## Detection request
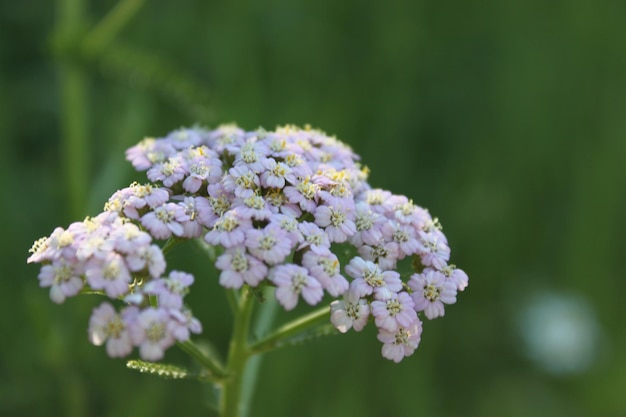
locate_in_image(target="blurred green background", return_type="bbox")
[1,0,625,416]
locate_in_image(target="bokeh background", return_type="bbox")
[1,1,625,416]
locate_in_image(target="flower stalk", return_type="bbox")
[177,340,228,382]
[220,286,255,417]
[217,289,331,416]
[81,0,147,57]
[250,305,330,355]
[54,0,89,219]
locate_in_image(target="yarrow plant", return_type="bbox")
[28,124,468,416]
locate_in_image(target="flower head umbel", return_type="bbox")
[28,123,468,363]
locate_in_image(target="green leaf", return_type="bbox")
[249,305,333,355]
[126,359,192,380]
[274,323,338,349]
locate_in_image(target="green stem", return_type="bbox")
[238,287,279,417]
[177,341,228,382]
[55,0,89,219]
[220,286,256,417]
[61,64,88,219]
[161,237,182,255]
[226,289,239,316]
[82,0,147,57]
[249,305,330,355]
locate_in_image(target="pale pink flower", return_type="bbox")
[233,138,270,172]
[204,210,252,248]
[318,182,355,208]
[260,158,295,188]
[330,288,370,332]
[124,184,170,219]
[371,292,417,332]
[144,271,194,309]
[109,223,151,254]
[88,303,136,358]
[377,320,423,363]
[180,148,223,189]
[125,244,166,278]
[44,227,77,261]
[215,247,268,288]
[141,203,189,240]
[125,138,176,171]
[206,123,246,154]
[439,265,469,291]
[408,270,457,320]
[345,257,402,300]
[104,187,135,216]
[130,308,176,361]
[85,252,132,298]
[272,213,303,245]
[393,198,432,229]
[223,165,260,198]
[245,225,293,265]
[27,235,53,264]
[75,231,114,261]
[233,194,273,220]
[417,231,451,270]
[349,202,385,247]
[382,221,420,258]
[168,308,202,341]
[282,151,311,179]
[271,264,323,310]
[357,241,400,270]
[361,189,394,215]
[147,156,187,187]
[283,176,320,213]
[166,128,205,149]
[38,259,84,304]
[298,221,331,254]
[207,183,234,217]
[264,188,302,217]
[301,251,348,297]
[314,204,356,243]
[192,195,219,228]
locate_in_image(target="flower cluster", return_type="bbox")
[28,124,468,363]
[27,211,200,360]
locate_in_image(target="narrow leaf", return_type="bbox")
[126,359,191,380]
